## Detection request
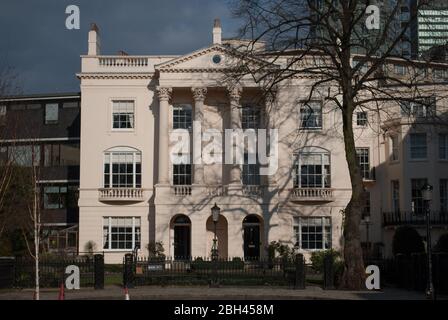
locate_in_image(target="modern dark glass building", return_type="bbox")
[0,92,80,254]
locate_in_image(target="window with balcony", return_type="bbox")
[45,103,59,124]
[439,133,448,160]
[104,148,141,188]
[173,163,192,186]
[103,217,141,250]
[112,101,134,129]
[356,148,371,179]
[294,148,331,188]
[392,180,400,214]
[293,217,332,250]
[242,105,260,129]
[411,178,427,215]
[242,153,260,185]
[410,133,427,160]
[173,104,192,130]
[299,101,322,130]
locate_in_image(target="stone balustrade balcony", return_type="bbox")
[290,187,334,202]
[98,188,145,202]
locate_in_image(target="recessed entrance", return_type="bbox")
[171,215,191,260]
[243,215,262,260]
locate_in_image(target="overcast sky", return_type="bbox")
[0,0,239,94]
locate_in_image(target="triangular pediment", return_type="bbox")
[155,44,275,72]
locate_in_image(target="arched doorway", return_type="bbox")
[206,215,228,259]
[243,215,262,260]
[170,215,191,260]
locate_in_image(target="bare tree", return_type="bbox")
[228,0,448,289]
[0,65,21,240]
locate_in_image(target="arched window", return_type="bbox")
[104,147,141,188]
[294,147,331,188]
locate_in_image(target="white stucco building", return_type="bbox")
[77,21,448,263]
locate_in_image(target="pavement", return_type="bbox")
[0,285,445,300]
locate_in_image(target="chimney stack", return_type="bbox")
[88,23,101,56]
[213,18,222,45]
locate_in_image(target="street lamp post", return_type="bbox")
[421,183,435,300]
[210,203,220,287]
[211,203,220,260]
[364,216,371,260]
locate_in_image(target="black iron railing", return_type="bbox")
[383,211,448,227]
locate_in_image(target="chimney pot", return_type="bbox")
[213,18,222,45]
[88,23,101,56]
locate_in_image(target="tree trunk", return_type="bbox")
[339,104,365,290]
[34,186,40,300]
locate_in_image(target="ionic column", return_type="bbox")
[227,85,243,185]
[192,87,207,185]
[156,86,172,185]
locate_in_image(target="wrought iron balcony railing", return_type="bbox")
[383,211,448,227]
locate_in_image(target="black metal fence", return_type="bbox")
[369,253,448,294]
[0,254,105,289]
[123,254,332,288]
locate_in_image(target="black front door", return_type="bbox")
[174,226,190,259]
[243,225,260,259]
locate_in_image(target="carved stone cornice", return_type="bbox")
[156,86,173,101]
[76,73,153,80]
[191,87,208,102]
[226,85,243,103]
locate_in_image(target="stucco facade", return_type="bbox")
[77,22,448,263]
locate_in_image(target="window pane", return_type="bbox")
[440,134,448,160]
[410,133,427,159]
[105,217,140,250]
[296,152,331,188]
[411,179,427,214]
[173,104,192,130]
[60,143,80,166]
[45,104,59,124]
[112,101,135,129]
[300,102,322,129]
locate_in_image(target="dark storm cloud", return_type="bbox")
[0,0,238,94]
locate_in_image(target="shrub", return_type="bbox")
[310,249,341,273]
[84,241,97,256]
[146,241,165,259]
[435,233,448,253]
[392,226,425,256]
[266,241,295,260]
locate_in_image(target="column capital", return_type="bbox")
[226,85,243,103]
[156,86,173,101]
[191,87,208,102]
